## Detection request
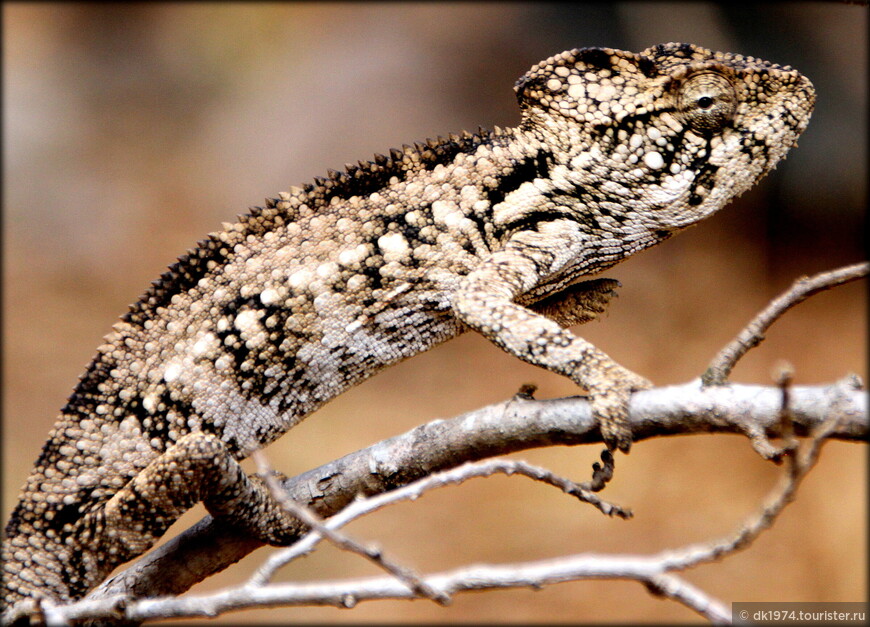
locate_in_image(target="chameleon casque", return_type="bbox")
[2,43,815,611]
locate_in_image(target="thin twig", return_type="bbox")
[742,361,801,460]
[702,262,869,386]
[250,450,448,604]
[247,457,630,587]
[654,379,843,573]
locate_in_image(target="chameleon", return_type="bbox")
[2,42,815,612]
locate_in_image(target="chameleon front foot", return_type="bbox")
[586,367,653,453]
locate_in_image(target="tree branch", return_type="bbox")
[87,377,866,604]
[249,449,451,605]
[245,456,631,592]
[702,262,869,386]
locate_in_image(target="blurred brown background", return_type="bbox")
[3,2,866,624]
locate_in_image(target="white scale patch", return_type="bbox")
[259,287,280,306]
[377,232,410,256]
[338,244,369,267]
[288,268,314,290]
[233,309,262,334]
[643,151,665,169]
[162,361,182,384]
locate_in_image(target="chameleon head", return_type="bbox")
[514,42,816,231]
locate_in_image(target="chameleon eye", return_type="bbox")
[677,72,737,134]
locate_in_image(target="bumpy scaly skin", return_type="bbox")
[2,43,815,608]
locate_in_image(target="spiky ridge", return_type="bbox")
[122,127,510,327]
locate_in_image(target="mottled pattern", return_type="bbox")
[2,43,815,609]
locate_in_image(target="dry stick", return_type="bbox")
[246,458,631,588]
[65,379,846,625]
[249,450,449,605]
[740,361,803,461]
[46,459,636,624]
[655,376,843,574]
[702,261,869,387]
[43,554,735,624]
[774,364,799,456]
[87,380,866,605]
